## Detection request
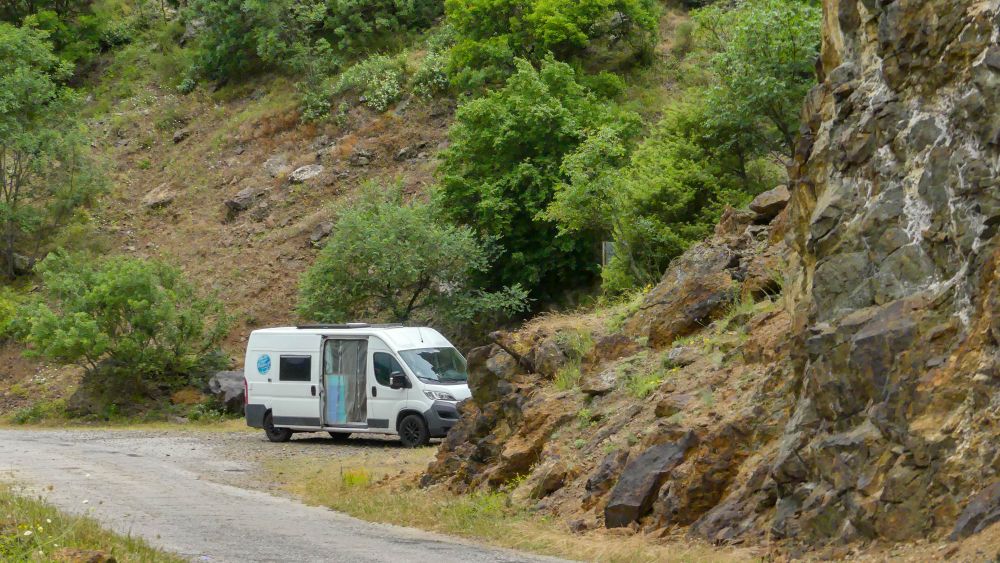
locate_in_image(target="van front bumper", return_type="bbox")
[424,400,460,438]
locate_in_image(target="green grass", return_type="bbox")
[553,364,582,391]
[0,485,184,562]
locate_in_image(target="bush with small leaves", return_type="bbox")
[335,54,408,112]
[14,253,231,383]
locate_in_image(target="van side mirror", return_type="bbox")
[389,371,408,390]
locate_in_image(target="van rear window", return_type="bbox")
[279,356,312,382]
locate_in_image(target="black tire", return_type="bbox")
[263,412,293,443]
[328,431,352,441]
[398,414,430,448]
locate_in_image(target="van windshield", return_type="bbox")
[398,347,468,383]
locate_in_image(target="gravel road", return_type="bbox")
[0,428,564,563]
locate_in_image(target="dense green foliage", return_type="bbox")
[436,57,640,298]
[542,0,820,292]
[0,23,105,278]
[15,253,230,380]
[299,183,528,326]
[186,0,443,82]
[694,0,821,157]
[446,0,658,89]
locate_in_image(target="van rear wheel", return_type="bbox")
[263,413,292,443]
[398,414,430,448]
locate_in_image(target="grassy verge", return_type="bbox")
[0,418,252,433]
[267,451,753,563]
[0,485,183,562]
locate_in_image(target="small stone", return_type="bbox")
[972,372,991,383]
[141,183,177,209]
[289,164,324,183]
[224,186,265,217]
[264,155,290,178]
[310,221,334,246]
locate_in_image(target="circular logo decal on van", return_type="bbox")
[257,354,271,375]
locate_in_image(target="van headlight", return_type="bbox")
[424,390,457,402]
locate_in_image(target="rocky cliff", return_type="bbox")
[424,0,1000,551]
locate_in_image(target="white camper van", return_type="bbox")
[243,324,471,447]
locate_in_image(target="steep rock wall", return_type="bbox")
[696,0,1000,545]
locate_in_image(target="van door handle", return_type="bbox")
[311,385,316,396]
[371,386,377,397]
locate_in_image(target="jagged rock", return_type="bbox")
[950,481,1000,540]
[662,346,699,369]
[605,432,697,528]
[624,243,738,348]
[206,370,245,414]
[580,368,616,396]
[584,449,629,506]
[654,393,693,418]
[172,128,190,143]
[583,334,639,367]
[290,164,324,183]
[263,155,290,178]
[224,186,265,218]
[141,183,177,209]
[531,339,568,378]
[528,459,573,499]
[749,185,790,221]
[310,221,333,246]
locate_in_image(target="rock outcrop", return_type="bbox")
[692,0,1000,546]
[422,0,1000,552]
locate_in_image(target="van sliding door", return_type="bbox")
[322,338,368,425]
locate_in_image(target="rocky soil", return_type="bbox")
[422,0,1000,556]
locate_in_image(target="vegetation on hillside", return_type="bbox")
[0,0,821,415]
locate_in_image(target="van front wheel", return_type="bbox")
[398,414,430,448]
[263,413,293,443]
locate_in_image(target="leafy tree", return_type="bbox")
[15,253,231,379]
[298,183,528,326]
[548,101,782,293]
[0,23,103,278]
[445,0,658,88]
[693,0,821,157]
[436,56,640,299]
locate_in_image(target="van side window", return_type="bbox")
[373,352,403,387]
[279,355,312,382]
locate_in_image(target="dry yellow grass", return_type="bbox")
[267,450,759,563]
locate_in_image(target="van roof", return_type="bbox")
[248,325,452,351]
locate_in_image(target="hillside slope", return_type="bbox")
[422,0,1000,553]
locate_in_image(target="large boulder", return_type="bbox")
[604,432,697,528]
[624,243,739,348]
[748,185,790,221]
[206,371,245,413]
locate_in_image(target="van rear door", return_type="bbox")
[260,352,320,427]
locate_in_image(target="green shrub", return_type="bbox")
[553,364,582,391]
[187,0,442,84]
[436,56,640,300]
[335,54,408,112]
[15,253,231,382]
[298,182,528,327]
[444,0,658,88]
